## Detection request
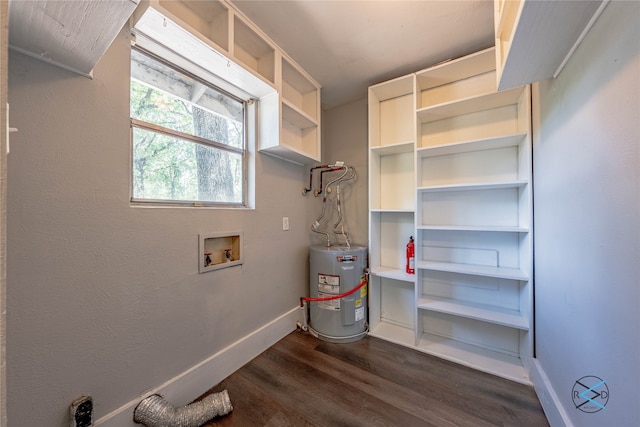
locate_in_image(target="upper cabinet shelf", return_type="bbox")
[132,0,321,166]
[156,0,229,52]
[233,15,276,84]
[495,0,609,90]
[282,57,319,121]
[259,56,321,165]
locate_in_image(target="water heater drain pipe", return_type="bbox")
[133,391,233,427]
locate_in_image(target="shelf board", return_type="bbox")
[417,87,524,124]
[417,225,529,233]
[417,180,528,193]
[416,48,496,91]
[370,141,414,156]
[371,267,416,283]
[369,74,414,102]
[154,0,229,51]
[282,99,317,129]
[418,297,529,330]
[233,15,275,84]
[417,261,529,281]
[282,56,317,98]
[260,142,319,165]
[370,208,414,214]
[417,133,527,158]
[368,321,415,348]
[417,332,530,384]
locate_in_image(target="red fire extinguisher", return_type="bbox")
[406,236,415,274]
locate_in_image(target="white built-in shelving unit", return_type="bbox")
[368,74,416,348]
[131,0,321,165]
[368,47,534,384]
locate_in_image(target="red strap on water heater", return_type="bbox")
[299,277,367,307]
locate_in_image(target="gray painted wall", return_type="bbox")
[308,98,369,248]
[533,1,639,425]
[6,2,639,426]
[7,26,310,425]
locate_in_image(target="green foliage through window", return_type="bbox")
[130,48,246,205]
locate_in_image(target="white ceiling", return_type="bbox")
[230,0,495,109]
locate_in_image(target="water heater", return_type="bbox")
[309,245,368,343]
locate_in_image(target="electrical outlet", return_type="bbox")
[282,216,289,231]
[70,395,93,427]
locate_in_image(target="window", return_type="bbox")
[130,48,247,206]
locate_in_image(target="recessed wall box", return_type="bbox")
[199,232,243,273]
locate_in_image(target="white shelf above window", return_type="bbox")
[132,2,275,100]
[132,0,321,167]
[233,15,275,84]
[156,0,229,52]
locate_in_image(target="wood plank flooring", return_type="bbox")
[200,331,549,427]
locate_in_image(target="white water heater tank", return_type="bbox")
[309,245,368,343]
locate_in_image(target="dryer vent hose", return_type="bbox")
[133,390,233,427]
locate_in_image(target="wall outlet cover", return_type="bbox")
[70,395,93,427]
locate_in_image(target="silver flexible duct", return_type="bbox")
[133,390,233,427]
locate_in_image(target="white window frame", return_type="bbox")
[128,31,261,209]
[130,46,249,208]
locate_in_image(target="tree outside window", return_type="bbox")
[130,48,246,206]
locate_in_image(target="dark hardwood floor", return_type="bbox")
[201,330,549,427]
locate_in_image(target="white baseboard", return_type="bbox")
[531,358,573,427]
[95,306,302,426]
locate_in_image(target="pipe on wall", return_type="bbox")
[133,390,233,427]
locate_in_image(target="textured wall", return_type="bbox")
[532,2,639,425]
[7,26,309,425]
[307,98,368,249]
